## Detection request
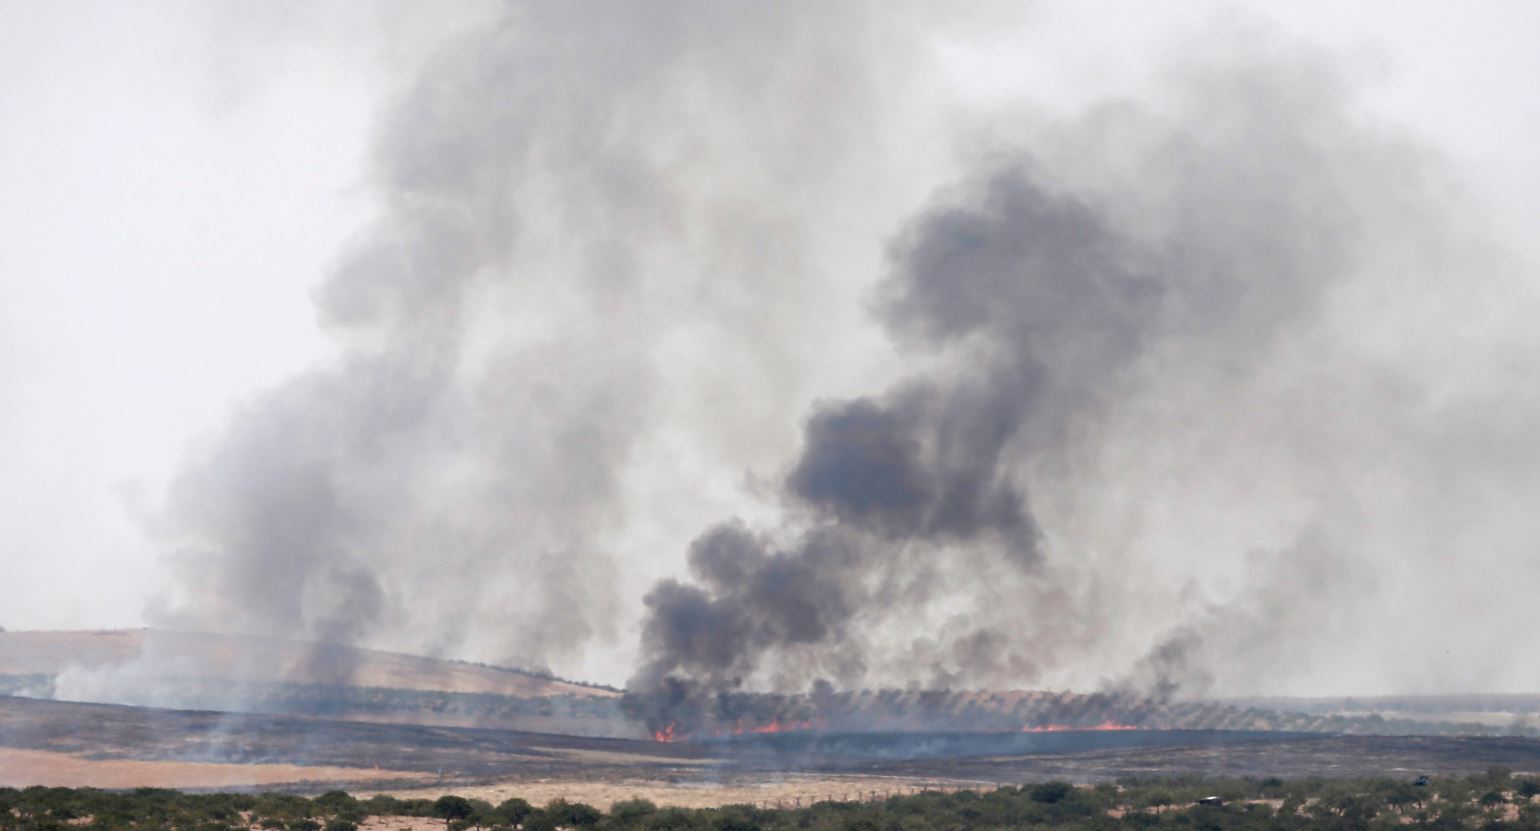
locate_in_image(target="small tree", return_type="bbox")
[434,796,474,828]
[1029,782,1073,805]
[609,798,658,823]
[495,798,533,826]
[1384,785,1420,815]
[521,810,555,831]
[314,792,358,817]
[544,799,601,827]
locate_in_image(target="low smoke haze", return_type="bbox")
[4,1,1539,706]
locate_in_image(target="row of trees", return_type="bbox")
[3,770,1539,831]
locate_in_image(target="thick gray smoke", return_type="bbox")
[627,173,1159,721]
[143,3,1540,712]
[626,24,1540,729]
[148,2,947,674]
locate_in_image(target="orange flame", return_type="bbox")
[1020,719,1141,733]
[731,716,825,735]
[652,722,679,742]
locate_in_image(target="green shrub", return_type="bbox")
[1030,781,1074,804]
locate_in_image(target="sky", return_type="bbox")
[1,1,472,628]
[2,1,1538,695]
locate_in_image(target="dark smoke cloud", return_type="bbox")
[787,378,1041,557]
[628,172,1171,729]
[135,2,1540,717]
[624,22,1539,729]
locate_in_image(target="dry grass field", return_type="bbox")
[5,630,1539,805]
[4,693,1539,801]
[0,747,416,790]
[364,774,960,810]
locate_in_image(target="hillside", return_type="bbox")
[5,630,1533,742]
[0,629,617,699]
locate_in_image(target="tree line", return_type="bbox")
[3,769,1539,831]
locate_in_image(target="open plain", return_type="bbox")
[5,693,1540,805]
[5,631,1540,804]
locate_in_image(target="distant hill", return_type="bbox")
[0,629,618,699]
[4,630,1532,742]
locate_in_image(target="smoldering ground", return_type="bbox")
[122,4,1540,719]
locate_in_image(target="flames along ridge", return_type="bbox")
[651,716,1144,743]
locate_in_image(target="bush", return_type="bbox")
[611,798,659,823]
[361,794,404,816]
[1030,781,1074,804]
[7,775,1527,831]
[545,798,602,827]
[521,809,556,831]
[496,797,534,824]
[435,795,474,824]
[315,791,358,814]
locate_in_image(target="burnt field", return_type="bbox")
[0,695,707,785]
[696,729,1320,770]
[4,694,1539,794]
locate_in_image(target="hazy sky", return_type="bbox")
[1,1,472,628]
[3,1,1538,693]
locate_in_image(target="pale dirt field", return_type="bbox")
[364,774,990,810]
[0,748,416,789]
[358,817,445,831]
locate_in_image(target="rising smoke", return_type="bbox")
[625,171,1166,727]
[144,4,1540,719]
[148,2,948,674]
[624,20,1540,730]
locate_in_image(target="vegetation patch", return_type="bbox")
[4,769,1540,831]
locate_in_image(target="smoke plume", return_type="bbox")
[148,2,948,675]
[625,20,1540,730]
[141,4,1540,715]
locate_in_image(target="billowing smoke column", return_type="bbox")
[147,2,946,678]
[622,40,1495,734]
[149,6,641,668]
[145,2,1540,720]
[626,174,1163,734]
